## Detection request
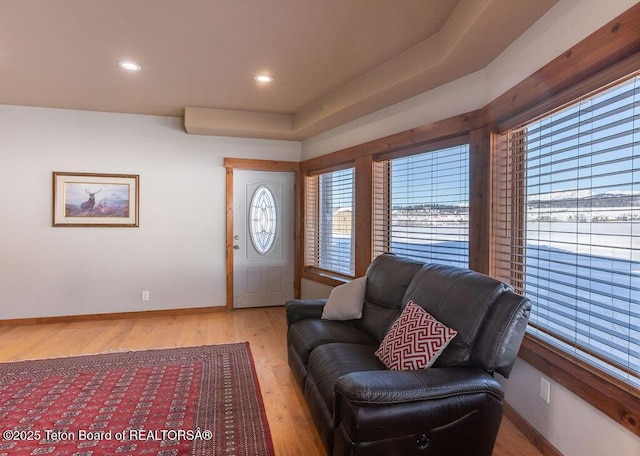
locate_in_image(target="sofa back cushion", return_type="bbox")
[402,264,509,369]
[472,290,531,377]
[358,253,424,341]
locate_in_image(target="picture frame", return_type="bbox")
[52,172,139,227]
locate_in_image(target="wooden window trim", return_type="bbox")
[298,2,640,437]
[301,111,484,173]
[486,3,640,133]
[374,134,470,163]
[372,140,472,269]
[486,3,640,438]
[354,156,373,276]
[302,267,351,287]
[468,126,491,274]
[303,167,357,281]
[305,161,355,177]
[301,117,482,284]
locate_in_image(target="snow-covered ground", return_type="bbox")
[526,221,640,263]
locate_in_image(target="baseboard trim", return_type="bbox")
[504,401,563,456]
[0,306,228,326]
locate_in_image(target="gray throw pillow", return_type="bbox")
[321,276,366,320]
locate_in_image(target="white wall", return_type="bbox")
[300,278,333,300]
[501,358,640,455]
[0,105,300,319]
[300,1,640,455]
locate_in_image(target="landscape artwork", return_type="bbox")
[65,182,130,218]
[53,172,139,227]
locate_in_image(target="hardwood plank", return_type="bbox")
[0,307,543,456]
[503,402,562,456]
[494,414,549,456]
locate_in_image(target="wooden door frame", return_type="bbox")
[224,158,301,310]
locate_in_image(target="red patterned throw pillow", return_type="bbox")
[375,300,458,370]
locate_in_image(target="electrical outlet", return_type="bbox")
[539,377,551,404]
[141,290,150,302]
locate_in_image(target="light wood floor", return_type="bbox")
[0,306,543,456]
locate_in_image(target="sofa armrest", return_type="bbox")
[284,299,327,326]
[334,367,504,405]
[333,368,505,455]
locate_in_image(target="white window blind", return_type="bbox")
[373,145,469,267]
[493,72,640,386]
[305,168,355,277]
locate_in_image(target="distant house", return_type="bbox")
[332,207,352,235]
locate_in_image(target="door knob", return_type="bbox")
[234,245,240,250]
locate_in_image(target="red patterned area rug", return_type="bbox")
[0,343,275,456]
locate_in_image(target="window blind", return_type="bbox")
[305,168,355,277]
[493,72,640,386]
[373,145,470,267]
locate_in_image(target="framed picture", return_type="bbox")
[52,172,139,227]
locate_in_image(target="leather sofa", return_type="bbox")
[286,253,531,455]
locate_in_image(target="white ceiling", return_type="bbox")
[0,0,558,140]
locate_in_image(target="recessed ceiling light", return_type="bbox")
[254,74,273,83]
[118,61,141,72]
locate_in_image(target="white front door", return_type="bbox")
[232,170,295,308]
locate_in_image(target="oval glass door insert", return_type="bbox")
[249,185,277,254]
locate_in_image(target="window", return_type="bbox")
[305,167,355,277]
[249,185,277,254]
[494,72,640,387]
[374,144,470,267]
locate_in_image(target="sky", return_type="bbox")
[64,182,130,206]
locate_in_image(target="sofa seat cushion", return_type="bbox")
[306,343,385,412]
[288,319,377,366]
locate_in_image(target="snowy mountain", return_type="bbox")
[528,189,640,208]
